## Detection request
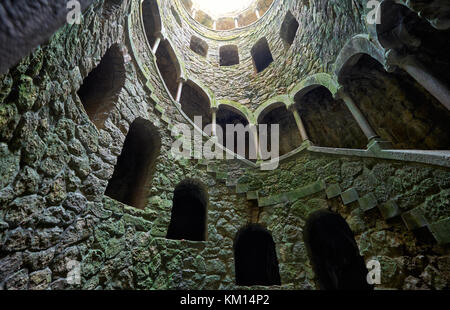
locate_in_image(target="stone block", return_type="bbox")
[429,218,450,245]
[325,183,341,199]
[286,180,326,202]
[401,208,428,230]
[246,191,258,201]
[378,200,401,219]
[235,183,249,194]
[341,188,359,205]
[358,192,378,212]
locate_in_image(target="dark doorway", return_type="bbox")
[303,210,373,290]
[166,179,208,241]
[220,45,240,66]
[105,118,161,209]
[280,11,299,46]
[234,224,281,286]
[77,44,125,129]
[251,37,274,73]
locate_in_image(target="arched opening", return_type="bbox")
[77,44,125,130]
[180,81,212,133]
[280,11,299,46]
[105,118,161,210]
[194,10,214,28]
[340,54,450,149]
[237,10,258,28]
[217,17,236,30]
[220,45,240,66]
[234,224,281,286]
[156,41,179,99]
[293,86,367,149]
[166,179,208,241]
[258,104,302,156]
[190,36,209,57]
[216,106,253,160]
[304,210,373,290]
[251,37,273,73]
[142,0,162,48]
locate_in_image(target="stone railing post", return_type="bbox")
[334,87,379,142]
[288,105,309,142]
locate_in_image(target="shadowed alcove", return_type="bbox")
[234,224,281,286]
[251,37,273,73]
[105,118,161,209]
[216,106,254,160]
[142,0,162,48]
[190,35,209,57]
[77,44,125,129]
[180,81,212,132]
[293,86,367,149]
[340,54,450,149]
[303,210,373,290]
[280,11,299,46]
[220,45,240,66]
[258,104,302,156]
[156,41,180,99]
[166,179,208,241]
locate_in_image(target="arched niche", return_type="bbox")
[156,40,181,99]
[251,37,274,73]
[166,179,208,241]
[190,36,209,57]
[280,10,299,47]
[304,210,373,290]
[216,105,253,160]
[220,45,240,67]
[142,0,162,48]
[77,44,125,130]
[180,81,212,132]
[339,53,450,149]
[258,103,301,156]
[293,86,367,149]
[234,224,281,286]
[105,118,161,210]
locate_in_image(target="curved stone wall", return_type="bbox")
[0,0,449,291]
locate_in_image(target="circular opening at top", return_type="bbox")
[181,0,274,30]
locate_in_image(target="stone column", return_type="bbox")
[211,108,217,136]
[249,123,261,160]
[151,35,161,54]
[234,18,239,28]
[255,9,261,19]
[192,9,197,19]
[213,21,217,30]
[385,49,450,111]
[334,87,378,142]
[175,79,184,103]
[289,106,309,142]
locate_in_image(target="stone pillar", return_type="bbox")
[151,35,161,54]
[334,87,378,142]
[213,21,217,30]
[255,9,261,19]
[249,123,260,160]
[192,9,197,19]
[385,49,450,111]
[211,108,217,136]
[289,106,309,142]
[175,79,184,103]
[234,18,239,28]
